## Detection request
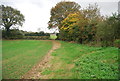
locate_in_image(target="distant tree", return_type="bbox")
[39,31,45,36]
[48,1,80,29]
[24,31,49,36]
[1,5,25,37]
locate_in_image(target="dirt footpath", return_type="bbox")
[21,40,61,79]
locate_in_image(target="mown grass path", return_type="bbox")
[21,40,61,79]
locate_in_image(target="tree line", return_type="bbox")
[2,29,50,39]
[0,5,50,39]
[0,2,120,47]
[48,1,120,47]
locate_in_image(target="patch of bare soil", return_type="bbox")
[21,40,61,79]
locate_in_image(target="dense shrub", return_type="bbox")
[2,29,24,39]
[59,12,89,43]
[25,31,50,36]
[96,14,120,47]
[58,4,101,44]
[2,29,50,40]
[114,39,120,48]
[24,36,49,40]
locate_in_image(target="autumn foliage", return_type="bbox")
[59,4,101,44]
[60,12,88,43]
[49,1,120,46]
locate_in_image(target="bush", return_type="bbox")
[114,39,120,48]
[8,35,23,39]
[96,14,120,47]
[24,36,49,40]
[2,29,24,39]
[24,31,50,36]
[101,41,113,47]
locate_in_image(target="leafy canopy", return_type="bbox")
[1,5,25,31]
[48,1,81,29]
[60,12,88,42]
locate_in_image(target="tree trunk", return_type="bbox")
[6,27,10,38]
[80,38,82,44]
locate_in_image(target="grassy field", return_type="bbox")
[50,34,57,40]
[2,40,119,79]
[2,40,52,79]
[0,40,2,80]
[41,41,119,79]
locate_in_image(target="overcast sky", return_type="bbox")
[1,0,119,33]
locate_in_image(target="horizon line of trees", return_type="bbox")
[0,2,120,47]
[2,28,51,39]
[48,1,120,47]
[0,5,51,39]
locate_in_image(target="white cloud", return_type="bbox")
[12,1,51,32]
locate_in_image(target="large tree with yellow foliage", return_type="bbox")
[60,12,88,43]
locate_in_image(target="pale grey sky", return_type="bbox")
[1,0,119,33]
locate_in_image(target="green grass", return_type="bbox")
[42,41,119,79]
[50,34,57,40]
[2,40,119,79]
[2,40,52,79]
[0,40,2,80]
